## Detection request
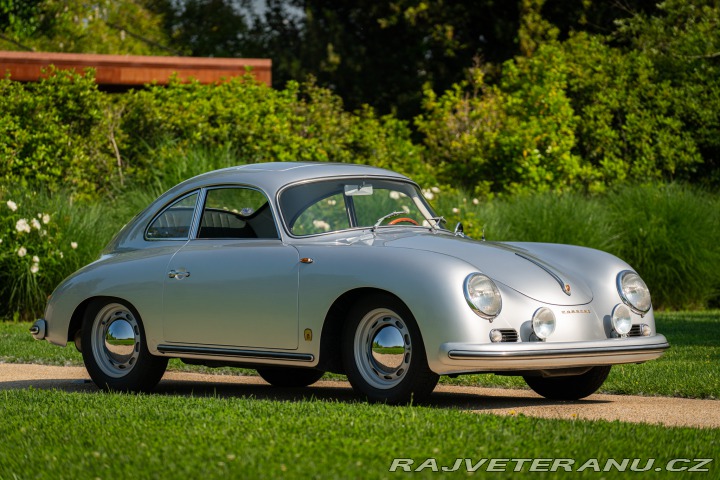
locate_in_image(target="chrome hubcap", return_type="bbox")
[355,308,411,389]
[91,303,140,378]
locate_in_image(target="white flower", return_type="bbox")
[327,199,337,206]
[32,255,40,263]
[70,242,78,249]
[401,205,410,213]
[31,218,41,230]
[59,251,64,259]
[452,207,460,214]
[422,190,434,200]
[312,220,331,232]
[30,264,39,274]
[17,246,27,257]
[389,191,401,200]
[0,238,2,244]
[7,200,17,211]
[431,187,440,193]
[15,219,31,233]
[42,213,50,224]
[472,198,480,205]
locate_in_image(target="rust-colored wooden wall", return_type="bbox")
[0,51,271,86]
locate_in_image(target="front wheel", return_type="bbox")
[341,294,439,404]
[257,367,325,387]
[523,366,611,400]
[81,299,168,392]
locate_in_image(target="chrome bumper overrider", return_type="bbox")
[438,334,669,372]
[30,319,47,340]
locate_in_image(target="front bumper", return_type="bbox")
[437,334,669,374]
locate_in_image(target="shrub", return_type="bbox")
[0,69,118,201]
[120,77,432,187]
[562,33,703,191]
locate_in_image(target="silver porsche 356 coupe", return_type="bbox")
[31,162,669,403]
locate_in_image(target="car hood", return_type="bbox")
[383,233,593,306]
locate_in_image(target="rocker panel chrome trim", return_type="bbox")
[157,344,315,362]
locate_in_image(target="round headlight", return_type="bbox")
[617,271,651,314]
[532,307,556,340]
[464,273,502,319]
[611,304,632,336]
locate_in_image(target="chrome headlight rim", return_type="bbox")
[463,273,502,320]
[616,270,652,315]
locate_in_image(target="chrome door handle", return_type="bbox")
[168,270,190,279]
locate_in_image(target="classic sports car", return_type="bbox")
[31,162,669,403]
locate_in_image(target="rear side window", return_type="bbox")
[146,192,199,240]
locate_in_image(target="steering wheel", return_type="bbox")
[388,217,419,226]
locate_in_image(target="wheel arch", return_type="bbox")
[67,295,139,349]
[318,287,421,375]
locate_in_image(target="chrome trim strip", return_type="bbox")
[448,341,670,360]
[157,344,315,362]
[515,252,571,296]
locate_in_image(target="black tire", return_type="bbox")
[81,298,168,392]
[257,367,325,387]
[523,366,611,400]
[341,293,439,404]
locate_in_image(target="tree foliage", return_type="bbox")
[0,0,171,54]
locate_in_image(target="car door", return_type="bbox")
[162,186,300,350]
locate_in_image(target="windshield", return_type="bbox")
[279,179,443,236]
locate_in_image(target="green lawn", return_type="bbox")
[2,311,718,398]
[0,312,718,478]
[0,388,718,479]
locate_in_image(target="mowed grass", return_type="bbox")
[1,311,718,399]
[0,388,718,479]
[0,312,718,479]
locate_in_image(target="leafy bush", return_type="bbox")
[562,33,702,191]
[0,69,118,201]
[121,77,432,187]
[418,37,705,196]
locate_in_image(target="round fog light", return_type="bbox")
[612,304,632,336]
[532,307,556,340]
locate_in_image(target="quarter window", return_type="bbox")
[146,192,198,240]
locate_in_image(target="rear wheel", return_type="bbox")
[523,366,611,400]
[257,367,325,387]
[341,294,438,404]
[81,299,167,392]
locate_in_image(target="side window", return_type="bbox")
[198,187,278,239]
[291,192,349,235]
[146,192,199,240]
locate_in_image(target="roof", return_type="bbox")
[168,162,411,198]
